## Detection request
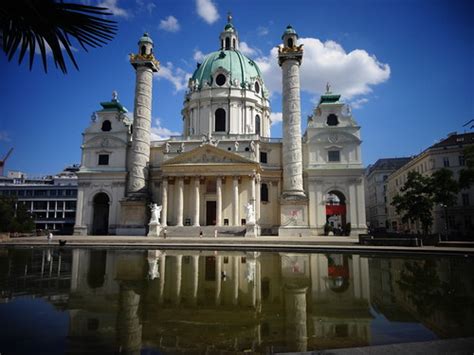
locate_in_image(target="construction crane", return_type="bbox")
[0,148,13,176]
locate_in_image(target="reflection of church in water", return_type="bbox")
[68,249,372,352]
[73,15,367,237]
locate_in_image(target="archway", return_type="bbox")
[92,192,109,235]
[325,190,347,235]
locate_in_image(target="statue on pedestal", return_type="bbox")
[245,201,256,225]
[148,203,162,237]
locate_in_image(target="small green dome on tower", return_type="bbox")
[282,25,298,39]
[138,33,153,45]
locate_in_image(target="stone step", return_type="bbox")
[163,226,246,237]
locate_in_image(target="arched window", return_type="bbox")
[261,183,269,202]
[233,38,236,48]
[225,37,230,50]
[141,45,146,55]
[101,120,111,131]
[287,38,294,48]
[327,114,339,126]
[255,115,261,135]
[215,108,226,132]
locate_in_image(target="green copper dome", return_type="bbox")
[192,49,266,93]
[138,33,153,45]
[282,25,298,39]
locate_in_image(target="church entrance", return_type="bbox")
[206,201,216,225]
[325,191,347,235]
[92,192,109,235]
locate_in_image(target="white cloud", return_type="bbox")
[135,0,156,15]
[257,26,269,36]
[159,15,180,32]
[151,118,180,141]
[196,0,219,24]
[0,131,11,142]
[270,112,283,126]
[155,62,191,92]
[193,49,206,62]
[255,37,390,101]
[350,97,369,109]
[239,42,257,56]
[97,0,129,17]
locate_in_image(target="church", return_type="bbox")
[73,17,367,237]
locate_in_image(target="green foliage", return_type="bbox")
[0,197,35,233]
[1,0,117,73]
[397,259,441,317]
[429,168,459,206]
[392,171,433,234]
[391,169,459,235]
[459,145,474,189]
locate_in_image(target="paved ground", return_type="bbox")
[2,234,473,254]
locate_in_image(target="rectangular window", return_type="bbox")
[50,189,57,196]
[328,150,340,162]
[65,201,76,209]
[260,151,268,164]
[462,193,470,206]
[56,201,64,209]
[443,157,450,167]
[459,155,465,166]
[98,154,109,165]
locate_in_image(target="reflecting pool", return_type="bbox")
[0,248,473,354]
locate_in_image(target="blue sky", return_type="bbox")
[0,0,473,176]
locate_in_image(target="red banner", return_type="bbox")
[326,205,346,215]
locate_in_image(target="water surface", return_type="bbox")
[0,247,472,354]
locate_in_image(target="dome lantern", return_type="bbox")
[219,12,239,50]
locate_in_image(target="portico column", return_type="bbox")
[215,255,222,306]
[193,177,200,226]
[232,256,239,305]
[161,179,168,227]
[191,255,199,305]
[256,174,261,223]
[173,255,182,304]
[176,177,184,226]
[216,177,222,226]
[158,254,166,304]
[233,176,239,226]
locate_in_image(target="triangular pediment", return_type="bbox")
[163,144,257,166]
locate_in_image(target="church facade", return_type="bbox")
[73,18,367,237]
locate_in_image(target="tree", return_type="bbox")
[392,169,459,235]
[1,0,117,73]
[430,168,459,207]
[392,171,433,234]
[459,145,474,189]
[0,197,35,233]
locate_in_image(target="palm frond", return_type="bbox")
[0,0,118,73]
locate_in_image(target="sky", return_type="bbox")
[1,0,473,177]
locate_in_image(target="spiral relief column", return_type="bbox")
[128,33,159,196]
[118,34,159,236]
[278,26,305,199]
[278,26,309,236]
